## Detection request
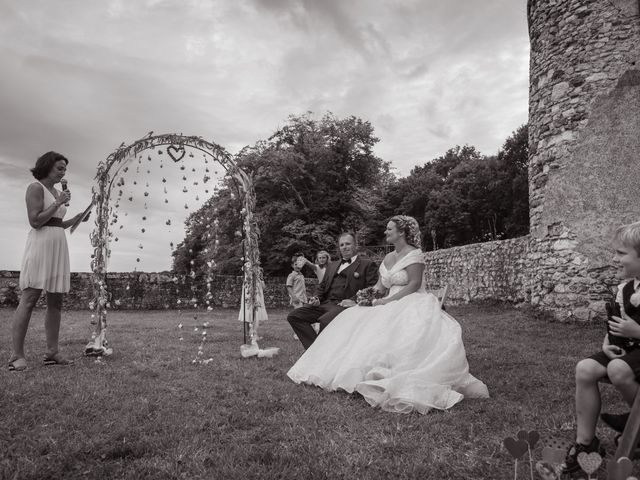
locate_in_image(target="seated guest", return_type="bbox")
[287,233,377,349]
[562,221,640,477]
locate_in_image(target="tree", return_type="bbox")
[173,112,391,276]
[174,118,530,276]
[495,124,529,237]
[372,128,529,250]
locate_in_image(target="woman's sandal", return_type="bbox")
[43,353,75,366]
[8,357,27,372]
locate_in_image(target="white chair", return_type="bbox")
[426,285,449,309]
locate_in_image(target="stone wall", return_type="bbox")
[2,237,531,312]
[526,0,640,319]
[0,271,315,310]
[423,236,530,305]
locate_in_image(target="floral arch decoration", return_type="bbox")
[84,133,265,359]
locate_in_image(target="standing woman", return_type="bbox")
[8,152,89,371]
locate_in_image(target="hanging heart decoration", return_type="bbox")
[167,144,186,162]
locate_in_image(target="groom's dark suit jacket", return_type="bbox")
[288,255,378,349]
[317,256,378,303]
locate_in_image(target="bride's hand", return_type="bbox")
[372,298,387,306]
[373,285,387,296]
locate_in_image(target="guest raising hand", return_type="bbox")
[8,152,91,371]
[297,250,331,283]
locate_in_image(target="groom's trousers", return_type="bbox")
[287,301,345,349]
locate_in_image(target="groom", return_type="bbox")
[287,232,377,349]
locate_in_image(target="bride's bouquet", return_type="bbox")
[356,286,383,306]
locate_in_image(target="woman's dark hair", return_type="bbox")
[30,151,68,180]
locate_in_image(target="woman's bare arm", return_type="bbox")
[26,183,63,229]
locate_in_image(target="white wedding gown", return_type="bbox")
[287,249,489,414]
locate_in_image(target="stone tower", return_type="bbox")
[527,0,640,319]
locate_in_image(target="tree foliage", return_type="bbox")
[172,117,529,276]
[374,124,529,249]
[172,112,391,276]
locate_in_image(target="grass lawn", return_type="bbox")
[0,304,633,479]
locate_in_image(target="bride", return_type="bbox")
[287,215,489,414]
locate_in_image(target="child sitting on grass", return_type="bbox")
[562,221,640,477]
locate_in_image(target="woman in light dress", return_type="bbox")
[238,279,268,326]
[287,215,489,414]
[8,152,90,371]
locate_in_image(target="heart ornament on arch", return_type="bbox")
[167,144,186,162]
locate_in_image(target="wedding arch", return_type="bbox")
[84,133,264,358]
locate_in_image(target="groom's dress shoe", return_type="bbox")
[601,411,630,433]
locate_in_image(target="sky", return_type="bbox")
[0,0,530,272]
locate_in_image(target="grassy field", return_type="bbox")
[0,304,633,479]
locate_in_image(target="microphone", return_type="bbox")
[60,179,70,206]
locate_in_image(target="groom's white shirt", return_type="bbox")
[337,254,359,275]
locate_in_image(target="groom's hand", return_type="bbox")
[338,299,356,308]
[308,296,320,306]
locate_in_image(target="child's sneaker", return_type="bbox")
[561,437,605,477]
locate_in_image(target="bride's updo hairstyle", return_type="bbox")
[389,215,422,249]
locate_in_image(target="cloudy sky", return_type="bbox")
[0,0,530,272]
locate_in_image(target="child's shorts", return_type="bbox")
[590,347,640,378]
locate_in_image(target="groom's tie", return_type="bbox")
[341,258,351,265]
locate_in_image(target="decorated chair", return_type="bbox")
[426,285,449,310]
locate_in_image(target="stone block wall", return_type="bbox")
[528,0,639,235]
[423,236,530,305]
[526,0,640,319]
[0,270,316,310]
